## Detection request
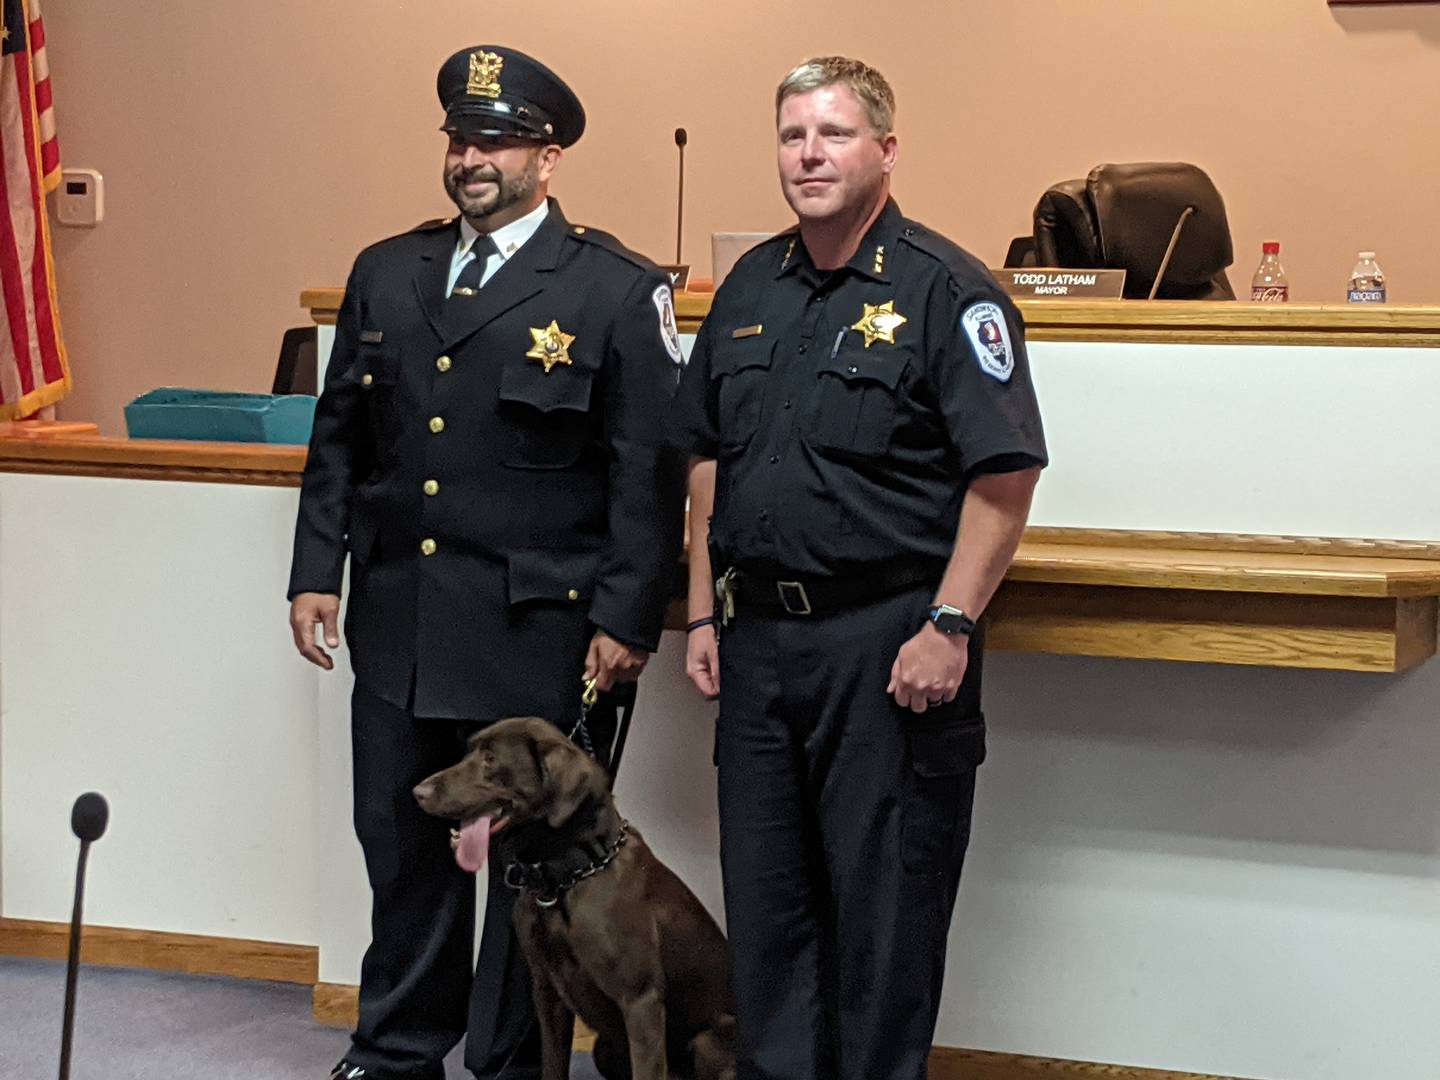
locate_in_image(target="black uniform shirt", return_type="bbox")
[672,200,1048,578]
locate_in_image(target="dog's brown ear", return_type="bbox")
[539,737,607,828]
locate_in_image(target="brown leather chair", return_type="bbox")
[1015,162,1235,300]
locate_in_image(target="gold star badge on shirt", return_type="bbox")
[525,321,576,374]
[851,299,908,348]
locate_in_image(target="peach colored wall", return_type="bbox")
[43,1,1440,432]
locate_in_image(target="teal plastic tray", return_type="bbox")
[124,388,317,445]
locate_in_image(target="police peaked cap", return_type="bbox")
[437,45,585,147]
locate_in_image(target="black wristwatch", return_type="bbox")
[927,604,976,637]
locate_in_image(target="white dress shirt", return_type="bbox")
[445,200,550,296]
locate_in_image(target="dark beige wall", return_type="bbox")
[43,1,1440,431]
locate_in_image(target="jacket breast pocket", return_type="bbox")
[497,359,596,470]
[805,344,908,458]
[712,337,774,455]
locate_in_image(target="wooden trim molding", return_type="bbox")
[987,584,1437,672]
[301,288,1440,347]
[1023,527,1440,563]
[0,434,305,487]
[928,1047,1252,1080]
[300,287,342,326]
[0,916,317,985]
[312,982,361,1027]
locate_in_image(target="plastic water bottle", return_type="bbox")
[1347,251,1386,304]
[1250,241,1288,302]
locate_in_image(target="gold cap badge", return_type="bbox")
[467,51,504,99]
[526,321,576,373]
[851,299,908,348]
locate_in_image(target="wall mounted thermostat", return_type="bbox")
[55,168,104,227]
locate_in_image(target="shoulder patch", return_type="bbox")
[568,224,653,272]
[652,283,684,364]
[961,302,1014,383]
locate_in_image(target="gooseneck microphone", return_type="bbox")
[59,792,108,1080]
[674,127,688,265]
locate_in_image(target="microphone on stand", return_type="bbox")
[59,792,108,1080]
[659,128,691,290]
[674,127,687,265]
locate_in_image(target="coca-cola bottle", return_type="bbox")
[1251,241,1288,302]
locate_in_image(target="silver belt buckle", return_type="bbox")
[776,580,812,616]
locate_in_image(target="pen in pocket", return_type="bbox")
[829,328,846,359]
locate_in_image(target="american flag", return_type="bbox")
[0,0,68,420]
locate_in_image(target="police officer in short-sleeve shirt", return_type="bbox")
[672,56,1046,1080]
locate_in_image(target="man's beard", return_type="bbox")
[444,157,540,223]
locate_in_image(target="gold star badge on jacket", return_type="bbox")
[851,299,908,348]
[526,321,576,373]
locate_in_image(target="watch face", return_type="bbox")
[930,607,973,635]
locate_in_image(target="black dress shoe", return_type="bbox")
[329,1059,445,1080]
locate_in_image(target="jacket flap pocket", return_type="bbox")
[818,346,907,390]
[507,548,602,606]
[354,342,399,387]
[499,360,595,414]
[712,336,775,377]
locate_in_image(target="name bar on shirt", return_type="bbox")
[990,267,1126,300]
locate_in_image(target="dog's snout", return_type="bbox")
[413,779,436,808]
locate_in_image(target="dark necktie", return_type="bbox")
[443,235,496,338]
[449,234,498,298]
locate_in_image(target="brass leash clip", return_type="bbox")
[715,567,738,627]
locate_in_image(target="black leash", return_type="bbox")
[568,677,636,781]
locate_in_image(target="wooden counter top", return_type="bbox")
[301,288,1440,347]
[0,432,305,486]
[5,431,1438,672]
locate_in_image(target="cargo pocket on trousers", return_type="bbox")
[901,711,986,873]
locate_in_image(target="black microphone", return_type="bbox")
[674,127,687,265]
[59,792,108,1080]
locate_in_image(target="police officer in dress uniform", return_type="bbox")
[287,45,686,1080]
[672,57,1047,1080]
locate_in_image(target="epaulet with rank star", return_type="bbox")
[566,224,656,273]
[896,220,995,290]
[408,215,456,233]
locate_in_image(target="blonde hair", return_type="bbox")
[775,56,896,135]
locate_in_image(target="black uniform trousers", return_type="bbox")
[346,684,620,1080]
[715,583,987,1080]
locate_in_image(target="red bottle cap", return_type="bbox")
[1262,242,1280,255]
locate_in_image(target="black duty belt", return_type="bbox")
[720,559,944,618]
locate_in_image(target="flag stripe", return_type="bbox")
[12,32,60,387]
[0,219,39,399]
[0,0,67,419]
[31,2,60,192]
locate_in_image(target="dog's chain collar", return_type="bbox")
[504,818,630,908]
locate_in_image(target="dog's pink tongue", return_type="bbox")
[456,816,491,873]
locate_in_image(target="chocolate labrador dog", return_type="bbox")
[413,716,736,1080]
